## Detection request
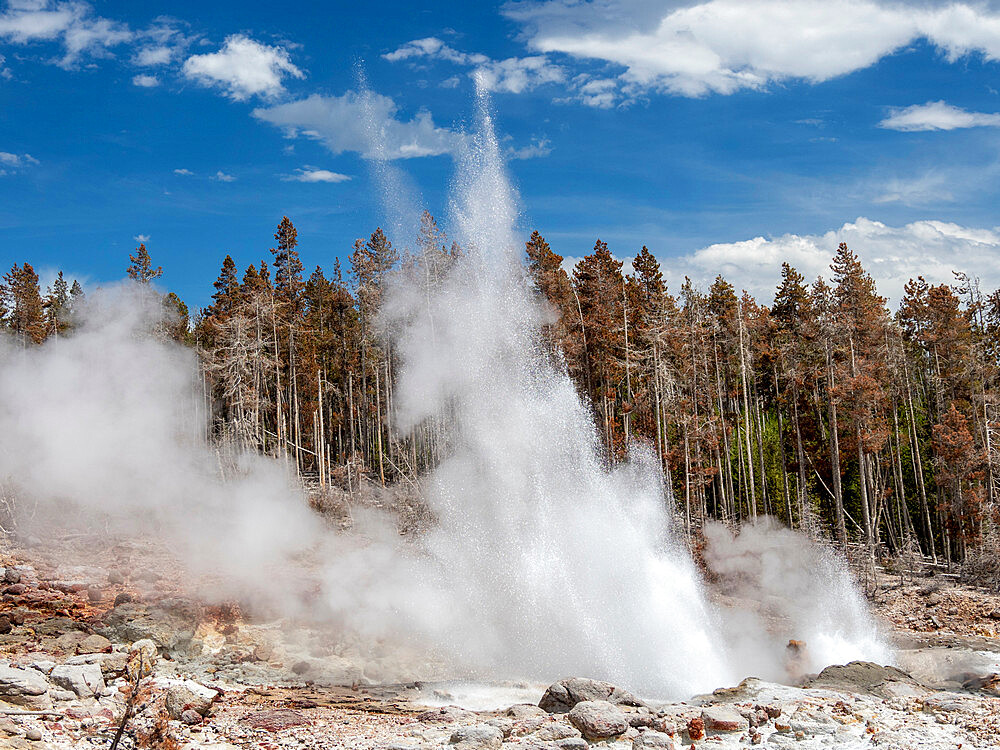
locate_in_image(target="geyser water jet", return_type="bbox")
[0,79,890,700]
[369,78,891,695]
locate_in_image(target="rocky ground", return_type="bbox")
[2,535,1000,749]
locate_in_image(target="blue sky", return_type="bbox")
[3,0,1000,309]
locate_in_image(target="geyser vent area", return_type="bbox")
[0,83,890,701]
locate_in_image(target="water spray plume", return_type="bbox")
[0,83,890,700]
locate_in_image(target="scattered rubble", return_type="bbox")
[2,536,1000,749]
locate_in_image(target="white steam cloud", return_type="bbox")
[0,286,323,604]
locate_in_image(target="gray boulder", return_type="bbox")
[539,677,644,713]
[50,663,104,698]
[567,700,629,741]
[807,661,927,698]
[98,601,198,657]
[164,680,218,719]
[448,724,503,750]
[0,665,51,708]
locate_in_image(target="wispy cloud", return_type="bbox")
[212,170,235,182]
[133,233,150,243]
[254,90,462,160]
[879,100,1000,131]
[173,168,193,176]
[281,167,351,183]
[507,136,552,160]
[0,0,132,68]
[132,73,158,87]
[0,150,39,175]
[384,36,564,94]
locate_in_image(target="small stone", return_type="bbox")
[505,704,548,720]
[127,639,158,679]
[113,592,133,607]
[0,615,11,634]
[926,593,942,606]
[164,680,218,719]
[77,634,112,654]
[181,709,203,725]
[989,609,1000,621]
[87,587,103,602]
[291,660,311,675]
[252,643,273,662]
[633,729,676,748]
[4,568,21,584]
[765,705,782,719]
[687,717,705,741]
[567,700,628,741]
[25,728,42,741]
[448,724,503,749]
[108,570,126,585]
[533,722,581,741]
[4,583,27,595]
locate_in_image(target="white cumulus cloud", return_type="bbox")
[253,90,462,160]
[879,100,1000,131]
[282,167,351,183]
[213,170,235,182]
[182,34,304,101]
[657,217,1000,305]
[504,0,1000,100]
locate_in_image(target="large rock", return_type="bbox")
[701,706,748,733]
[164,680,218,719]
[448,724,503,750]
[808,661,927,698]
[50,663,104,698]
[539,677,644,713]
[567,700,629,741]
[0,665,51,708]
[98,601,199,657]
[66,651,128,675]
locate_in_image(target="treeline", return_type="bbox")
[3,215,999,566]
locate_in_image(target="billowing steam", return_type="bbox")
[0,83,889,699]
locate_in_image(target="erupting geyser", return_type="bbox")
[347,79,891,696]
[0,79,890,701]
